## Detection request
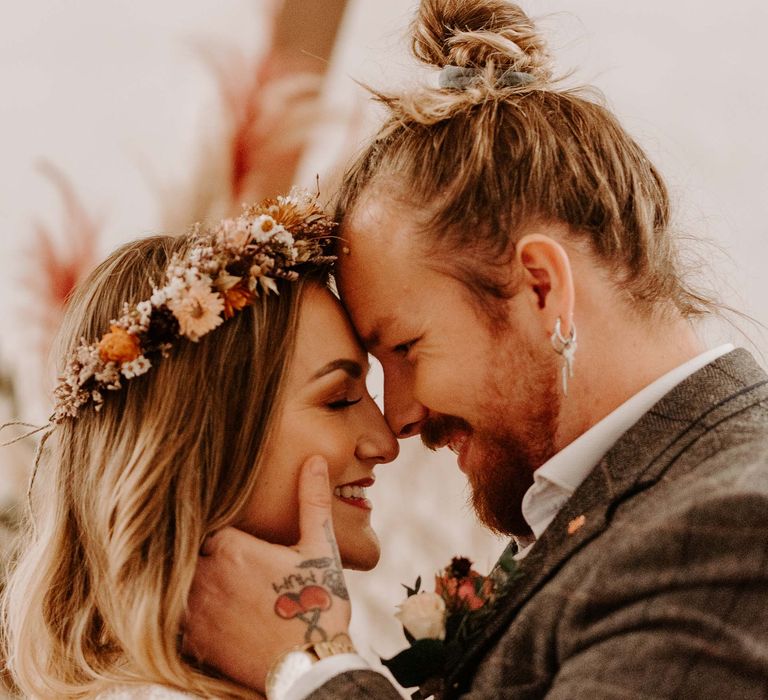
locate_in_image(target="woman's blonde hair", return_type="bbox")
[2,233,324,698]
[337,0,714,319]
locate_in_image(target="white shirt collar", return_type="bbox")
[515,344,734,556]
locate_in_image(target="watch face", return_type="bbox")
[267,650,316,699]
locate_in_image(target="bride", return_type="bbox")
[1,192,398,698]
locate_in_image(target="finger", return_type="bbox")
[200,525,264,557]
[199,527,232,556]
[297,455,335,551]
[200,531,217,556]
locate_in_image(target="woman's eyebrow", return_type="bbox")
[311,358,364,380]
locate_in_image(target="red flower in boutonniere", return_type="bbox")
[435,556,492,612]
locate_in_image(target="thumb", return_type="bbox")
[297,455,336,552]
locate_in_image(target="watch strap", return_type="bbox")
[311,633,356,659]
[265,633,357,700]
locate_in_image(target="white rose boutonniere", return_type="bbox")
[395,592,446,641]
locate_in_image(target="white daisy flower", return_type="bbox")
[121,356,152,379]
[150,288,168,307]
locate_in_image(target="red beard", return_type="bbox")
[420,332,560,537]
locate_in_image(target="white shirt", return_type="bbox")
[513,343,733,559]
[284,344,734,699]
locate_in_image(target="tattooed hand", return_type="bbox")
[184,456,351,693]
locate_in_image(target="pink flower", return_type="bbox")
[167,280,225,341]
[435,557,491,612]
[456,578,486,611]
[216,218,251,249]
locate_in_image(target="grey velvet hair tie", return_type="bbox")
[439,65,535,90]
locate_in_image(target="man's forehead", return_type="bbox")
[336,231,410,300]
[338,199,428,349]
[341,194,425,251]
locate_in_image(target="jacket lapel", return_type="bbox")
[445,348,768,695]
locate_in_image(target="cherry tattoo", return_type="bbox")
[274,585,332,642]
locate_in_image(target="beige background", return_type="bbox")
[1,0,766,684]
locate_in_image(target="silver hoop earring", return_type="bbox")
[550,317,577,396]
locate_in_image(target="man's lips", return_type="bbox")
[423,423,474,471]
[442,431,472,472]
[333,477,374,510]
[448,433,470,455]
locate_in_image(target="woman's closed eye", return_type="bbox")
[326,396,363,410]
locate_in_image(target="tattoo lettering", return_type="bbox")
[271,570,317,594]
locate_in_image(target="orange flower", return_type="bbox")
[98,325,141,364]
[222,283,255,319]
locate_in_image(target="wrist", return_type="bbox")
[265,633,357,700]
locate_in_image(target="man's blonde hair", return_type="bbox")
[337,0,713,318]
[2,233,319,698]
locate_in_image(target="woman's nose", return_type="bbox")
[356,399,400,464]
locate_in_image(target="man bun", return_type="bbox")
[412,0,553,82]
[337,0,715,321]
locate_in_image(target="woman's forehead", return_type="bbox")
[290,287,366,380]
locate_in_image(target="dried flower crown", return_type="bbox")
[52,190,336,423]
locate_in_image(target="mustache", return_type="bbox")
[420,414,472,451]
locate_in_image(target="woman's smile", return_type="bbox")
[333,476,374,510]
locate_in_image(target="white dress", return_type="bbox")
[96,684,199,699]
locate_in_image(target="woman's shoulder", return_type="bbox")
[95,684,200,699]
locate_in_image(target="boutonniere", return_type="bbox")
[382,552,518,699]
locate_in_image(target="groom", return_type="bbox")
[184,207,768,698]
[184,7,768,699]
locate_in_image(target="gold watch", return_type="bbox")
[265,633,356,700]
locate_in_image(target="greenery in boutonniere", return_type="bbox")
[382,551,518,699]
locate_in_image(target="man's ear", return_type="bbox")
[515,233,575,336]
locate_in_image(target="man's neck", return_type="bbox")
[554,316,704,452]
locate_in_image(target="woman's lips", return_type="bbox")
[333,477,374,510]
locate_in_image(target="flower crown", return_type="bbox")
[52,190,336,423]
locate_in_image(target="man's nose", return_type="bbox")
[383,369,427,439]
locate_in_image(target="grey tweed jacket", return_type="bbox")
[308,349,768,699]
